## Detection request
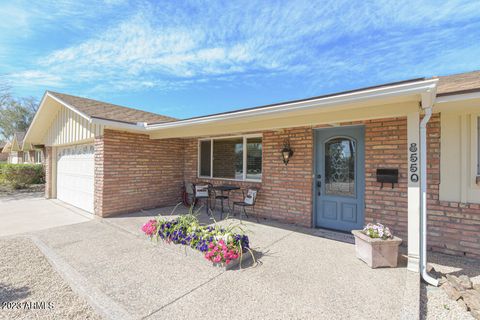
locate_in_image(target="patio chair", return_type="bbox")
[193,183,213,215]
[232,187,260,221]
[182,182,196,207]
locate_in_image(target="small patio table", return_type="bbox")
[212,185,240,219]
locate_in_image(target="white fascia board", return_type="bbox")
[146,79,439,131]
[23,91,92,149]
[45,92,91,121]
[23,92,50,149]
[435,91,480,103]
[90,118,147,131]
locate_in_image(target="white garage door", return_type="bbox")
[57,144,95,213]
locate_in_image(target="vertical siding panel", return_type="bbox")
[50,114,54,145]
[74,113,77,142]
[82,117,86,140]
[69,109,73,144]
[56,109,60,145]
[86,120,91,139]
[71,110,74,143]
[79,117,83,141]
[59,109,62,144]
[50,113,54,145]
[54,111,58,145]
[64,109,72,143]
[62,108,65,145]
[62,108,66,145]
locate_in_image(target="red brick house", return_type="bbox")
[23,71,480,275]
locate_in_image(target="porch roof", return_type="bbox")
[146,78,438,138]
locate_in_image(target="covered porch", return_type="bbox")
[141,79,439,275]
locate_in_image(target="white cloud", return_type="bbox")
[4,71,64,88]
[5,0,480,93]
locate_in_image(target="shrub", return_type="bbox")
[0,164,45,189]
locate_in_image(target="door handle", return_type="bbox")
[317,180,321,196]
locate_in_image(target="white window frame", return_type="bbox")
[477,116,479,176]
[198,134,262,182]
[34,150,43,164]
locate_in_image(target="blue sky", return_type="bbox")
[1,1,480,119]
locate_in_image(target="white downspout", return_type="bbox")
[420,91,439,286]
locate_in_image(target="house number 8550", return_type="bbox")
[409,143,419,183]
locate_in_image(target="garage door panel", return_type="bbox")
[57,144,94,213]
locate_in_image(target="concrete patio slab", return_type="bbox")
[0,192,91,237]
[151,225,414,320]
[32,219,224,318]
[28,206,419,320]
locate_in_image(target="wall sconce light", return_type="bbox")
[281,139,294,165]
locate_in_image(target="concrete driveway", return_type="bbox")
[0,192,91,236]
[19,207,419,320]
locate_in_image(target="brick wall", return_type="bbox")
[183,127,314,227]
[95,129,185,217]
[427,114,480,259]
[362,118,409,242]
[80,115,480,257]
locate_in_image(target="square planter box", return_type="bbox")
[351,230,402,268]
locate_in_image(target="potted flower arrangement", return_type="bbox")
[141,212,252,268]
[351,223,402,268]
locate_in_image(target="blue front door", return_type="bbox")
[315,126,365,231]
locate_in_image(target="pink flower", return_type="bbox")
[141,220,157,236]
[213,255,222,263]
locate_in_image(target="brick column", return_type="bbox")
[44,147,53,199]
[94,135,104,216]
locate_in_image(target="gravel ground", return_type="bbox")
[0,237,100,320]
[421,252,480,320]
[0,184,44,197]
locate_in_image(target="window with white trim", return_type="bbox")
[477,117,479,175]
[34,150,43,164]
[199,136,262,181]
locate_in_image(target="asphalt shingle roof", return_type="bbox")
[14,132,26,145]
[48,91,176,124]
[47,71,480,126]
[435,70,480,96]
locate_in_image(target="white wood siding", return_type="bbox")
[44,107,103,146]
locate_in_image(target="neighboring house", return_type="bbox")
[0,141,8,162]
[23,71,480,271]
[1,132,44,164]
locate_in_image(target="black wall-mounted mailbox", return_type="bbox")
[376,168,399,189]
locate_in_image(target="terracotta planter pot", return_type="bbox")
[351,230,402,268]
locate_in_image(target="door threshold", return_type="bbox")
[312,227,355,244]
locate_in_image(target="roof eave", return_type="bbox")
[146,78,439,132]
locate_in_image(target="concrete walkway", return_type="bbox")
[27,206,419,320]
[0,192,91,236]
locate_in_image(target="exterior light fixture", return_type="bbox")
[281,139,294,165]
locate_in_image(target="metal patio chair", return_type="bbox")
[232,187,260,221]
[193,183,214,215]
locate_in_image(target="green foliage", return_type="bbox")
[0,85,38,140]
[0,164,45,189]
